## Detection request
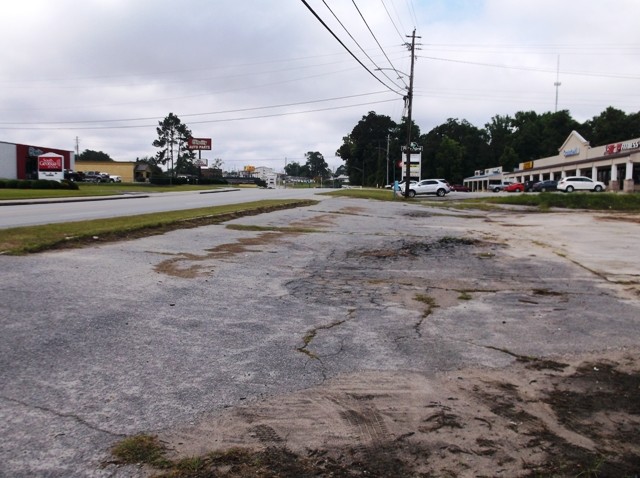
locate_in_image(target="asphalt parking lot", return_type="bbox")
[1,195,639,476]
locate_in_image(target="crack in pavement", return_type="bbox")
[1,394,126,438]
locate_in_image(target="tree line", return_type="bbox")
[336,106,640,186]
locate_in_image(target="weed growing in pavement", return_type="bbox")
[111,434,172,469]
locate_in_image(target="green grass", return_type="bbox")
[0,199,315,255]
[323,188,401,201]
[326,188,640,211]
[0,182,233,200]
[479,191,640,211]
[111,434,172,469]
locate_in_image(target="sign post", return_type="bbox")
[188,138,212,182]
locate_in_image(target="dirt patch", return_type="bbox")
[127,348,640,477]
[596,214,640,225]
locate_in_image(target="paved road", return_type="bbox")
[1,195,638,476]
[0,187,330,229]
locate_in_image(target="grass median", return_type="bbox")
[326,188,640,211]
[0,199,316,255]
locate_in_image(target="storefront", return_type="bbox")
[464,131,640,192]
[0,141,75,180]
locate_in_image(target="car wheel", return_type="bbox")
[594,185,603,192]
[408,190,416,198]
[493,187,500,192]
[516,187,522,192]
[566,185,574,193]
[541,187,546,192]
[436,188,446,197]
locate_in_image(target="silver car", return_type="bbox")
[557,176,606,193]
[405,179,451,197]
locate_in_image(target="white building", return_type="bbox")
[464,131,640,192]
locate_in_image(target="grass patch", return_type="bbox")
[324,188,640,212]
[323,188,402,201]
[482,192,640,211]
[458,291,473,300]
[0,199,316,255]
[111,434,172,469]
[414,293,438,317]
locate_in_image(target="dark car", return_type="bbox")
[532,180,558,192]
[450,184,471,192]
[524,180,537,192]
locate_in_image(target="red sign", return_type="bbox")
[38,156,63,171]
[188,138,212,150]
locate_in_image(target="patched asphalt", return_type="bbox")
[1,195,639,476]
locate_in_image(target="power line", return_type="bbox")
[351,0,409,89]
[0,91,394,125]
[299,0,403,95]
[0,98,399,131]
[380,0,405,42]
[418,55,640,80]
[320,0,406,90]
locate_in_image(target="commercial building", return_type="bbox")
[0,141,75,180]
[464,131,640,193]
[75,160,136,182]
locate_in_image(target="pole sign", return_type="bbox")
[38,153,64,181]
[188,138,212,150]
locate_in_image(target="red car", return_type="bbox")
[503,182,525,192]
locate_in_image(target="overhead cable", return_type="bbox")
[351,0,409,89]
[299,0,403,95]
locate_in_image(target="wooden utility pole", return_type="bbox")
[403,29,419,198]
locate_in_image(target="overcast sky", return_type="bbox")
[1,0,638,172]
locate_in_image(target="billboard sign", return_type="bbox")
[38,153,64,181]
[188,138,212,150]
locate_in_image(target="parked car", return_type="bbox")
[403,179,450,197]
[557,176,606,193]
[488,181,513,192]
[523,180,537,192]
[503,182,525,192]
[449,184,471,192]
[109,175,122,183]
[532,180,558,192]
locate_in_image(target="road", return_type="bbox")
[0,187,329,229]
[2,192,638,476]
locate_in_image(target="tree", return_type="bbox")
[78,150,113,162]
[285,161,305,177]
[305,151,329,180]
[336,111,400,186]
[152,113,196,177]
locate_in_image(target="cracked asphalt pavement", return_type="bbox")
[1,195,639,476]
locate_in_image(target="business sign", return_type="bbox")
[522,161,534,170]
[604,141,640,155]
[563,147,580,157]
[38,154,63,171]
[188,138,212,150]
[400,153,421,180]
[38,153,64,181]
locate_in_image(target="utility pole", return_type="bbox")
[403,29,419,198]
[385,133,390,186]
[75,136,79,156]
[554,55,561,113]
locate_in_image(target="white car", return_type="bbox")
[404,179,451,197]
[557,176,605,193]
[109,175,122,183]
